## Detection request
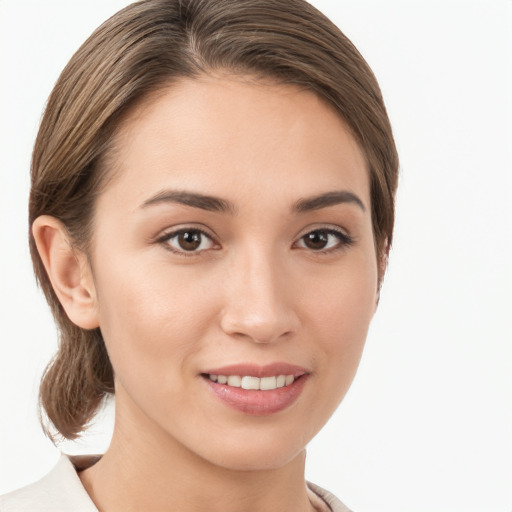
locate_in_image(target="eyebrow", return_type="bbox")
[140,188,365,215]
[293,190,366,213]
[140,190,235,213]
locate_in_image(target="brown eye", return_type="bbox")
[163,229,215,253]
[178,231,202,250]
[303,231,329,250]
[297,229,353,252]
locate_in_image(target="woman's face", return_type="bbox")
[86,76,379,470]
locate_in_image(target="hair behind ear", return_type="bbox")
[375,237,391,308]
[40,326,114,441]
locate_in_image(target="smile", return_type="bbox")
[202,364,309,415]
[207,374,295,390]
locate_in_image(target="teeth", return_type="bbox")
[260,376,277,390]
[241,376,260,390]
[208,374,296,390]
[227,375,241,387]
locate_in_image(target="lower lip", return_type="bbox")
[203,375,308,415]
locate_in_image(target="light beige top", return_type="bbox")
[0,455,352,512]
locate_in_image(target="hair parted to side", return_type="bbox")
[30,0,399,441]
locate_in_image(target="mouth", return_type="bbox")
[201,363,309,415]
[205,373,296,390]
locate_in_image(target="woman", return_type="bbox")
[0,0,398,510]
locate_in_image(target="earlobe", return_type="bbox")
[32,215,99,329]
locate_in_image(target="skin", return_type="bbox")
[34,76,381,512]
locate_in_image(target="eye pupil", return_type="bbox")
[178,231,202,251]
[303,231,328,250]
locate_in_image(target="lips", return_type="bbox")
[201,363,309,415]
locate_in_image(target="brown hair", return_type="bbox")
[30,0,399,440]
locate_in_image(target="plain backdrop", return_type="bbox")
[0,1,511,511]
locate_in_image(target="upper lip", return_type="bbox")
[202,363,308,378]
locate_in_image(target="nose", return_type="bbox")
[219,248,300,344]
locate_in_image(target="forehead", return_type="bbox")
[102,76,370,210]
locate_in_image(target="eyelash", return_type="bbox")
[156,226,354,256]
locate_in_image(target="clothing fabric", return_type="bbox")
[0,454,352,511]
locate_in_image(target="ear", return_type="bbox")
[32,215,99,329]
[375,237,390,310]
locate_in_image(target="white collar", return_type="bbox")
[0,455,97,511]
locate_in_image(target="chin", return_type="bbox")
[211,445,306,472]
[191,427,311,472]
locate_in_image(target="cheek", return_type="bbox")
[316,288,374,373]
[306,253,377,389]
[92,258,218,388]
[308,249,377,338]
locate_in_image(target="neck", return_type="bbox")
[79,399,315,512]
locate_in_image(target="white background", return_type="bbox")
[0,1,511,511]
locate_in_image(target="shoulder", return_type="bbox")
[0,455,97,512]
[307,481,354,512]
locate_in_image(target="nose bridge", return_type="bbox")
[220,243,298,343]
